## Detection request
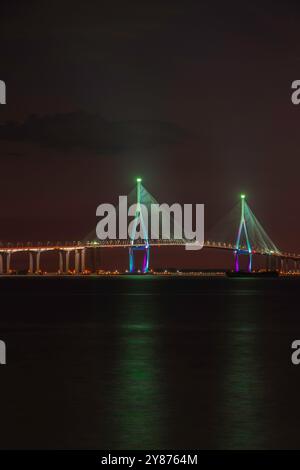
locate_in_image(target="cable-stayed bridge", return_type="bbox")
[0,179,299,275]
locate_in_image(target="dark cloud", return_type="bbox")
[0,111,191,154]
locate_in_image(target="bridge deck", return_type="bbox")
[0,240,298,259]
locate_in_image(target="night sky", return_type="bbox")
[1,0,300,265]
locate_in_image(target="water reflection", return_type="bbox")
[112,293,165,449]
[218,292,267,449]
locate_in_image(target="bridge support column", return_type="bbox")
[81,249,86,273]
[65,250,71,273]
[271,255,276,271]
[6,252,12,273]
[59,251,64,274]
[36,251,41,273]
[285,259,289,273]
[142,246,150,273]
[0,254,3,274]
[129,245,150,273]
[266,254,277,272]
[294,260,298,273]
[28,252,34,274]
[234,249,252,273]
[75,250,80,274]
[91,248,97,273]
[281,258,287,273]
[234,251,239,272]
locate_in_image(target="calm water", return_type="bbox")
[0,275,300,449]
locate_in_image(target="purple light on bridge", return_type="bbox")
[234,251,239,273]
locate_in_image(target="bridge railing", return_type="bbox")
[0,239,298,259]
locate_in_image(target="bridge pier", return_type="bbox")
[88,248,97,273]
[36,251,41,273]
[65,250,71,273]
[266,254,277,272]
[293,259,297,273]
[0,253,3,274]
[6,252,12,273]
[281,258,289,273]
[59,251,64,274]
[81,249,86,273]
[129,245,150,273]
[75,250,80,274]
[234,249,252,273]
[28,252,34,274]
[62,249,85,274]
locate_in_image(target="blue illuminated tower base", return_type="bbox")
[129,244,150,273]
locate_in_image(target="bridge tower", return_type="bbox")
[129,178,150,273]
[234,194,252,272]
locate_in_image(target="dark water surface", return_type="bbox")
[0,275,300,449]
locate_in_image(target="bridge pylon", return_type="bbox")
[129,178,150,273]
[234,194,252,272]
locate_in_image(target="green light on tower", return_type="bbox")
[137,178,142,183]
[241,194,246,199]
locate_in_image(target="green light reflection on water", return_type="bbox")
[112,300,164,449]
[218,294,266,449]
